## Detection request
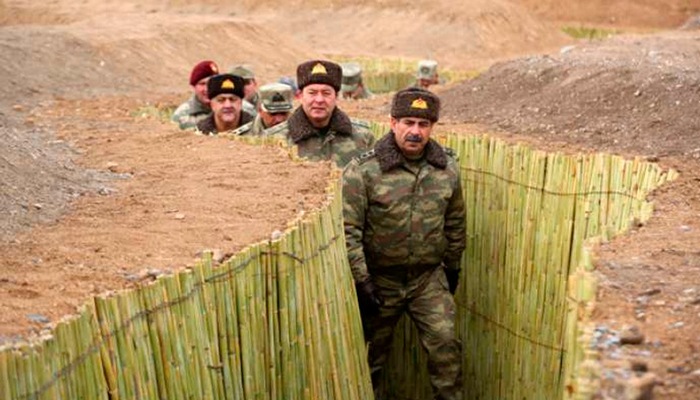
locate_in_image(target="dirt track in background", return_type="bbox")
[1,0,700,398]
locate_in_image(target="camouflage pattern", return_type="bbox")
[343,132,466,283]
[367,267,462,400]
[243,99,257,117]
[171,95,211,130]
[342,131,466,399]
[269,107,376,167]
[250,114,288,136]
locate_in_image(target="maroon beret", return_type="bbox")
[190,60,219,86]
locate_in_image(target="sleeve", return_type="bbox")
[342,160,370,283]
[442,164,467,271]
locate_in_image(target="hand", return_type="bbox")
[355,279,384,316]
[444,268,460,295]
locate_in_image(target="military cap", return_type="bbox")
[259,83,294,113]
[190,60,219,85]
[297,60,342,92]
[416,59,438,80]
[207,74,245,100]
[341,62,363,92]
[229,64,255,80]
[391,87,440,123]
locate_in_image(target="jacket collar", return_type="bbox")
[374,131,447,172]
[286,106,354,143]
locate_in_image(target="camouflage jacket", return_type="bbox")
[171,95,211,130]
[243,99,257,118]
[342,132,466,284]
[270,107,376,168]
[249,114,288,136]
[195,111,254,135]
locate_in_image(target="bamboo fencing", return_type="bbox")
[1,128,677,399]
[0,163,372,400]
[368,123,677,399]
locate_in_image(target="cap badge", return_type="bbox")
[272,93,285,102]
[411,98,428,109]
[210,63,218,73]
[222,79,235,89]
[311,63,327,75]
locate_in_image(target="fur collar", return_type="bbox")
[374,131,447,172]
[286,107,354,143]
[196,111,253,134]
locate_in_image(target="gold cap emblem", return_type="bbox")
[311,63,327,75]
[411,98,428,109]
[222,79,235,89]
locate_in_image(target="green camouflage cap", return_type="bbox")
[341,62,363,92]
[416,59,438,79]
[228,64,255,80]
[259,83,294,113]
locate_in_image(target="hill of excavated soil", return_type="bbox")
[1,0,700,398]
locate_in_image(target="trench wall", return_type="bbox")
[0,131,676,399]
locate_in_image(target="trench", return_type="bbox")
[367,125,676,399]
[0,87,676,399]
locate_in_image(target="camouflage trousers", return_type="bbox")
[365,265,462,400]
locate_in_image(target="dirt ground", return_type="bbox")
[1,0,700,398]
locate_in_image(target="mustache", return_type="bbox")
[405,134,423,143]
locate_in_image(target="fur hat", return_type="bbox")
[296,60,342,92]
[391,87,440,122]
[207,74,245,100]
[190,60,219,86]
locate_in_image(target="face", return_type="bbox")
[193,77,211,105]
[390,117,433,157]
[243,79,258,102]
[259,109,290,128]
[210,94,242,124]
[301,84,337,127]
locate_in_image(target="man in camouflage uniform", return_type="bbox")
[171,60,219,130]
[343,87,466,400]
[340,62,373,100]
[196,74,254,135]
[229,64,259,117]
[413,59,440,90]
[250,83,294,135]
[270,59,376,167]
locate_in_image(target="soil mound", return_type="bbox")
[441,31,700,158]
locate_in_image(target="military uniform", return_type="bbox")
[171,95,211,130]
[341,62,373,100]
[195,110,254,136]
[249,83,295,136]
[270,107,376,167]
[342,132,466,400]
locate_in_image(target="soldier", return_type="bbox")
[229,64,260,116]
[342,87,466,400]
[196,74,254,135]
[171,60,219,130]
[340,62,373,100]
[414,59,440,90]
[250,83,294,135]
[271,59,376,167]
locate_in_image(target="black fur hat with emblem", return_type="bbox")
[296,60,342,93]
[390,87,441,123]
[207,74,245,100]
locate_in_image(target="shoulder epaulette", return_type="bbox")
[350,118,370,129]
[264,121,288,136]
[355,149,376,164]
[231,121,253,136]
